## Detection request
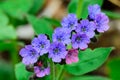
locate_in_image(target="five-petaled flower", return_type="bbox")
[72,33,90,50]
[19,45,39,65]
[61,14,77,32]
[48,42,67,62]
[52,27,71,45]
[95,13,109,32]
[32,34,50,56]
[76,19,96,38]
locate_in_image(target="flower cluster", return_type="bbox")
[19,4,109,78]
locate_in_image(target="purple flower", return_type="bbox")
[52,27,71,45]
[48,42,67,62]
[95,13,109,32]
[88,4,101,20]
[61,14,77,32]
[71,33,90,50]
[32,34,50,56]
[65,49,79,64]
[34,66,50,77]
[76,19,96,38]
[19,45,39,65]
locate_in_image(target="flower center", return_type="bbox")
[68,22,74,28]
[30,50,36,56]
[53,48,60,54]
[81,26,86,32]
[75,37,81,42]
[40,42,45,48]
[57,35,63,41]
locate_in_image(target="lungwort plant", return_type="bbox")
[17,4,113,80]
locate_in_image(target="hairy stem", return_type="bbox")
[57,65,64,80]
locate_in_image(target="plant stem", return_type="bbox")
[57,65,64,80]
[76,0,83,18]
[50,61,56,80]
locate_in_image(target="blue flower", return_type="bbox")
[71,33,90,50]
[95,13,109,32]
[32,34,50,56]
[48,42,67,62]
[88,4,101,20]
[52,27,71,45]
[76,19,96,38]
[19,45,39,65]
[61,14,77,32]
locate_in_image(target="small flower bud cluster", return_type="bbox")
[19,4,109,78]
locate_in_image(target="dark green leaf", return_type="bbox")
[0,41,15,51]
[0,0,33,19]
[43,17,61,27]
[80,0,103,18]
[68,0,78,14]
[29,0,45,14]
[107,58,120,80]
[0,60,14,80]
[15,62,32,80]
[68,0,103,18]
[69,76,111,80]
[0,25,17,40]
[103,10,120,19]
[65,47,113,75]
[27,15,53,39]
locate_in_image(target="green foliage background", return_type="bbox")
[0,0,120,80]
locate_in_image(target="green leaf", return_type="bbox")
[68,0,79,14]
[69,76,111,80]
[15,62,32,80]
[103,10,120,19]
[65,47,113,75]
[107,58,120,80]
[29,0,45,14]
[0,10,9,26]
[0,25,17,40]
[43,17,61,27]
[0,41,15,51]
[0,60,14,80]
[68,0,103,18]
[27,15,53,39]
[0,0,33,20]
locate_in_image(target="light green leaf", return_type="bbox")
[0,0,33,20]
[27,15,53,39]
[0,10,9,26]
[69,76,111,80]
[65,47,113,75]
[29,0,45,14]
[0,25,17,40]
[107,58,120,80]
[15,62,32,80]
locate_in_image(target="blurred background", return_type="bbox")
[0,0,120,80]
